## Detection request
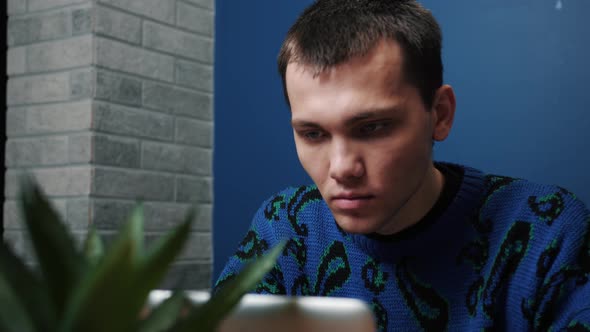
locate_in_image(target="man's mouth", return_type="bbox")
[331,194,375,210]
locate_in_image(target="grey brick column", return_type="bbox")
[4,0,214,289]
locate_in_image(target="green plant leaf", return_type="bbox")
[0,269,35,332]
[83,228,104,267]
[61,205,191,332]
[60,206,146,332]
[0,240,56,331]
[137,291,185,332]
[59,232,136,332]
[19,178,86,316]
[114,209,194,330]
[135,210,194,299]
[127,204,145,263]
[173,240,287,332]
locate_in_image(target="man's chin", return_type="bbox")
[333,216,379,235]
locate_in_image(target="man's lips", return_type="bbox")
[330,194,375,210]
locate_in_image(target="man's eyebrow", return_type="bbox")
[343,107,400,126]
[291,107,400,128]
[291,119,320,128]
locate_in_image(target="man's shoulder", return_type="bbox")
[474,170,588,227]
[480,171,582,204]
[446,163,588,227]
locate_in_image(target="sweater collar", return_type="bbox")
[347,162,487,261]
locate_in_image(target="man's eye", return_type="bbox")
[303,131,324,140]
[359,122,388,135]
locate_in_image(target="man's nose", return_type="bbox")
[329,142,365,182]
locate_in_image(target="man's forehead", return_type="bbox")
[285,39,404,82]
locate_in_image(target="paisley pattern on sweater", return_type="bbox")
[314,241,351,296]
[370,298,388,332]
[286,185,322,237]
[523,224,590,330]
[396,258,449,331]
[528,191,565,225]
[567,321,590,331]
[235,230,268,260]
[264,194,286,221]
[483,175,516,203]
[255,265,286,294]
[481,222,532,323]
[362,258,389,295]
[284,237,307,268]
[215,164,590,331]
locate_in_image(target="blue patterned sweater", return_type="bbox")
[215,164,590,331]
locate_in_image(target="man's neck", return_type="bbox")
[376,163,445,235]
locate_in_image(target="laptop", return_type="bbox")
[148,290,376,332]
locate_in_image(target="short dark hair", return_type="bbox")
[278,0,443,109]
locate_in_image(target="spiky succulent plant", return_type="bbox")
[0,180,284,332]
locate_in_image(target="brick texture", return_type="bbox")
[95,6,142,44]
[143,21,213,63]
[143,82,213,120]
[5,136,70,167]
[27,36,93,72]
[95,70,142,106]
[7,72,72,105]
[176,176,213,203]
[177,2,214,36]
[98,0,175,24]
[28,0,91,11]
[8,100,93,136]
[175,117,213,147]
[176,60,213,92]
[7,0,27,14]
[93,167,175,201]
[4,0,215,290]
[72,8,92,35]
[184,0,214,10]
[8,10,71,46]
[96,37,175,82]
[141,142,212,175]
[93,102,175,140]
[7,47,26,75]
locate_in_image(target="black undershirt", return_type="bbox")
[368,163,464,242]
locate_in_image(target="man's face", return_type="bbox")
[286,39,447,235]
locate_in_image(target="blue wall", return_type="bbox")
[213,0,590,280]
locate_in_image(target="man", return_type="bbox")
[215,0,590,330]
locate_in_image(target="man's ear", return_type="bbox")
[431,84,456,141]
